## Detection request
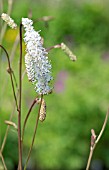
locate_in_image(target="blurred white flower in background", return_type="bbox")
[1,13,17,29]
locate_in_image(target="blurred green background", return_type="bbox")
[1,0,109,169]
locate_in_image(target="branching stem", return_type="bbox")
[46,44,61,52]
[0,45,18,109]
[0,151,7,170]
[22,97,39,143]
[24,95,43,170]
[86,110,109,170]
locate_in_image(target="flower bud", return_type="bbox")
[39,99,46,122]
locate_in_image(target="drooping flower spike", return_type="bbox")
[22,18,53,95]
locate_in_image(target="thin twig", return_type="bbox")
[0,96,18,153]
[46,44,61,52]
[0,151,8,170]
[86,109,109,170]
[34,16,54,23]
[17,23,23,170]
[22,69,26,80]
[96,111,109,143]
[0,71,25,154]
[0,0,3,32]
[0,0,13,43]
[22,97,39,143]
[0,0,3,14]
[24,95,43,170]
[12,71,18,88]
[7,0,13,14]
[0,91,19,170]
[7,67,18,88]
[10,33,19,62]
[0,45,18,109]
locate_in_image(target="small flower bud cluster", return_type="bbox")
[22,18,53,95]
[91,129,96,147]
[1,13,17,29]
[61,42,76,61]
[39,98,46,122]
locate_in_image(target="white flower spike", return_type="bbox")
[1,13,17,29]
[22,18,53,95]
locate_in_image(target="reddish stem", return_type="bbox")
[17,22,23,170]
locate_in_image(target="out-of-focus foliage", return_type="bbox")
[1,0,109,169]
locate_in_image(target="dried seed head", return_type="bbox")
[1,13,17,29]
[61,42,77,61]
[38,16,54,22]
[5,120,18,130]
[39,98,46,122]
